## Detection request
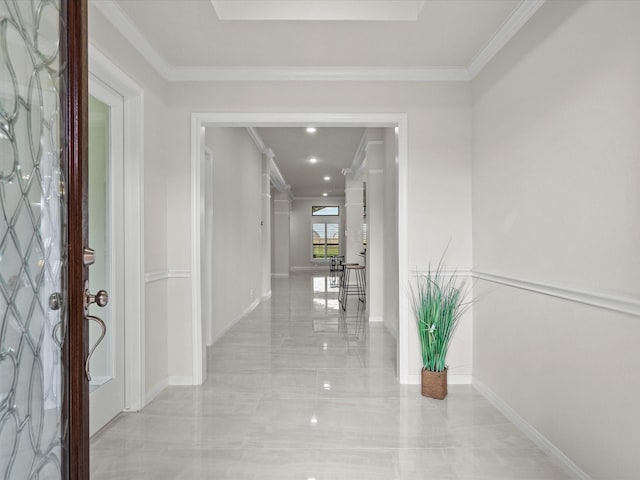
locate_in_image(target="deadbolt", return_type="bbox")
[83,247,95,266]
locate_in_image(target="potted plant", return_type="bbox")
[410,259,471,399]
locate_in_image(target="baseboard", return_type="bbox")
[169,376,194,386]
[262,290,272,298]
[290,265,330,272]
[472,378,591,480]
[368,315,384,323]
[145,378,169,405]
[211,298,261,345]
[408,373,472,385]
[271,273,289,278]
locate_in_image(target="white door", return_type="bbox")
[88,77,126,436]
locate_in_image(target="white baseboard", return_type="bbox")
[368,315,384,323]
[262,290,272,298]
[408,373,472,385]
[290,265,330,272]
[211,298,261,345]
[169,376,194,386]
[472,378,591,480]
[271,273,289,278]
[145,378,169,405]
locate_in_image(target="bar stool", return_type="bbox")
[339,264,366,310]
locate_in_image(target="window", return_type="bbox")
[312,222,340,259]
[312,205,339,216]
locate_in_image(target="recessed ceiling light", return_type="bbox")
[309,157,317,164]
[324,176,330,181]
[322,193,328,197]
[306,127,316,134]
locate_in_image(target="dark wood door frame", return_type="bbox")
[62,0,90,478]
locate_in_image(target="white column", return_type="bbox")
[272,191,291,276]
[364,129,385,321]
[261,150,273,295]
[344,174,364,264]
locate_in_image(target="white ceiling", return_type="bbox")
[101,0,542,80]
[256,127,365,198]
[96,0,545,196]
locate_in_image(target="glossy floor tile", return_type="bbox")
[90,272,570,479]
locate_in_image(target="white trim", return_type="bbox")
[246,126,267,153]
[408,373,472,385]
[468,0,546,78]
[92,0,544,83]
[144,378,169,406]
[191,112,409,386]
[473,378,591,480]
[369,316,384,323]
[290,266,330,272]
[271,273,290,278]
[211,298,261,345]
[144,269,191,283]
[412,267,473,277]
[368,168,384,174]
[168,376,194,386]
[473,270,640,317]
[166,66,470,82]
[89,45,146,413]
[273,211,290,216]
[90,0,172,78]
[262,290,272,299]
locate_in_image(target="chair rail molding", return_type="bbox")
[473,270,640,317]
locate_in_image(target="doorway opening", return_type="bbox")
[190,114,410,385]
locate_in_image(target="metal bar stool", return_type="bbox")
[339,264,366,310]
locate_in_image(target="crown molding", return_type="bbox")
[246,127,292,198]
[91,0,172,78]
[467,0,546,78]
[92,0,544,82]
[165,66,470,82]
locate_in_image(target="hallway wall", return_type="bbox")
[472,1,640,478]
[165,82,473,383]
[89,4,171,399]
[205,128,263,343]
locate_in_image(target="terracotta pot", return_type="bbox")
[421,368,448,400]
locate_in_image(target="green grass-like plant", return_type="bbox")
[410,259,471,372]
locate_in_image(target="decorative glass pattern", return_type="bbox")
[0,1,65,478]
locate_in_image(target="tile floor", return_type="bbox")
[90,272,570,479]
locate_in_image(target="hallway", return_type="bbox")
[90,272,569,479]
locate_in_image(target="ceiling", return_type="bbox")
[106,0,530,76]
[256,127,365,198]
[96,0,543,197]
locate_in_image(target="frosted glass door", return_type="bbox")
[0,1,66,478]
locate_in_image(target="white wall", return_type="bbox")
[290,198,345,270]
[205,128,263,342]
[472,1,640,478]
[89,4,171,396]
[165,82,473,381]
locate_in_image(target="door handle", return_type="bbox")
[85,314,106,381]
[84,288,109,381]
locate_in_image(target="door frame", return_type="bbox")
[88,45,145,412]
[190,113,409,385]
